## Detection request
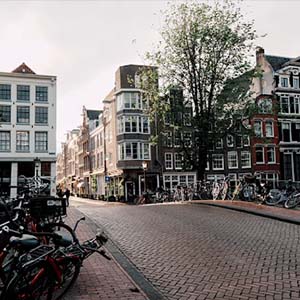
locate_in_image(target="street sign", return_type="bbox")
[105,176,110,183]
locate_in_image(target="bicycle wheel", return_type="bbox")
[49,257,81,300]
[284,192,300,209]
[3,261,52,300]
[265,189,282,206]
[37,222,76,247]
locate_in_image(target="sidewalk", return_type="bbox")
[62,206,148,300]
[191,200,300,225]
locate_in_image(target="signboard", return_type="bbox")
[105,176,110,183]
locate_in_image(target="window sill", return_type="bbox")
[35,123,49,126]
[16,150,30,153]
[0,150,11,152]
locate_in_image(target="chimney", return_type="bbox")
[256,46,265,65]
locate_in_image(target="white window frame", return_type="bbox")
[293,77,299,89]
[174,153,183,170]
[258,98,272,114]
[266,145,276,164]
[228,151,238,169]
[165,153,173,170]
[254,120,263,137]
[241,151,251,168]
[280,76,289,88]
[265,120,274,138]
[212,154,224,170]
[281,122,292,142]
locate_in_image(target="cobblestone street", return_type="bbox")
[73,199,300,300]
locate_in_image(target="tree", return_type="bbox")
[143,0,258,180]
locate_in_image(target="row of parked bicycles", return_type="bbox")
[0,176,110,300]
[153,176,300,209]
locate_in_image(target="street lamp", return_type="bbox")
[142,161,148,193]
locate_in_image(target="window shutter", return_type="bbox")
[274,75,279,87]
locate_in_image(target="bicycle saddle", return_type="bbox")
[10,234,40,250]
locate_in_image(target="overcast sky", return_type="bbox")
[0,0,299,152]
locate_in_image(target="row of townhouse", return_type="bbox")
[0,63,57,197]
[56,48,300,201]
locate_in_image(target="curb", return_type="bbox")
[192,201,300,226]
[75,208,166,300]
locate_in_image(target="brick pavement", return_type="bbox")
[62,206,148,300]
[191,200,300,224]
[75,200,300,300]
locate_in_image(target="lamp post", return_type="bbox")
[33,157,40,177]
[142,161,148,193]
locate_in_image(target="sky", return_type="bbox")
[0,0,299,152]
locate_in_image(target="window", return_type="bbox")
[165,131,173,147]
[294,78,299,89]
[258,98,272,113]
[35,107,48,124]
[227,135,234,147]
[0,84,11,100]
[174,131,181,147]
[0,105,11,123]
[119,142,150,160]
[123,92,140,109]
[290,96,300,114]
[281,77,288,87]
[142,117,149,133]
[183,113,192,126]
[265,120,274,137]
[142,143,150,159]
[243,135,250,147]
[241,151,251,168]
[17,85,30,101]
[255,145,264,164]
[100,152,104,167]
[35,132,48,152]
[280,96,289,113]
[267,146,275,164]
[165,153,173,169]
[0,131,10,151]
[174,153,183,169]
[36,86,48,102]
[254,120,263,137]
[17,106,30,124]
[183,132,192,147]
[16,131,29,152]
[236,135,242,148]
[215,138,223,149]
[212,154,224,170]
[228,151,238,169]
[282,122,291,142]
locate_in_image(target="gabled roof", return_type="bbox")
[86,109,102,120]
[12,63,36,74]
[265,55,292,71]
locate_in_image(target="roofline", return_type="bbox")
[0,71,56,80]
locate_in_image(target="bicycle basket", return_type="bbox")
[28,196,67,219]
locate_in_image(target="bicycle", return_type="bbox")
[0,217,110,300]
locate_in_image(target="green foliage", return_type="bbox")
[143,0,258,178]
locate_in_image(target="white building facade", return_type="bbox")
[0,63,57,197]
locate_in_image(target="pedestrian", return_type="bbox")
[64,188,70,207]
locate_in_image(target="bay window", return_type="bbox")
[118,142,150,160]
